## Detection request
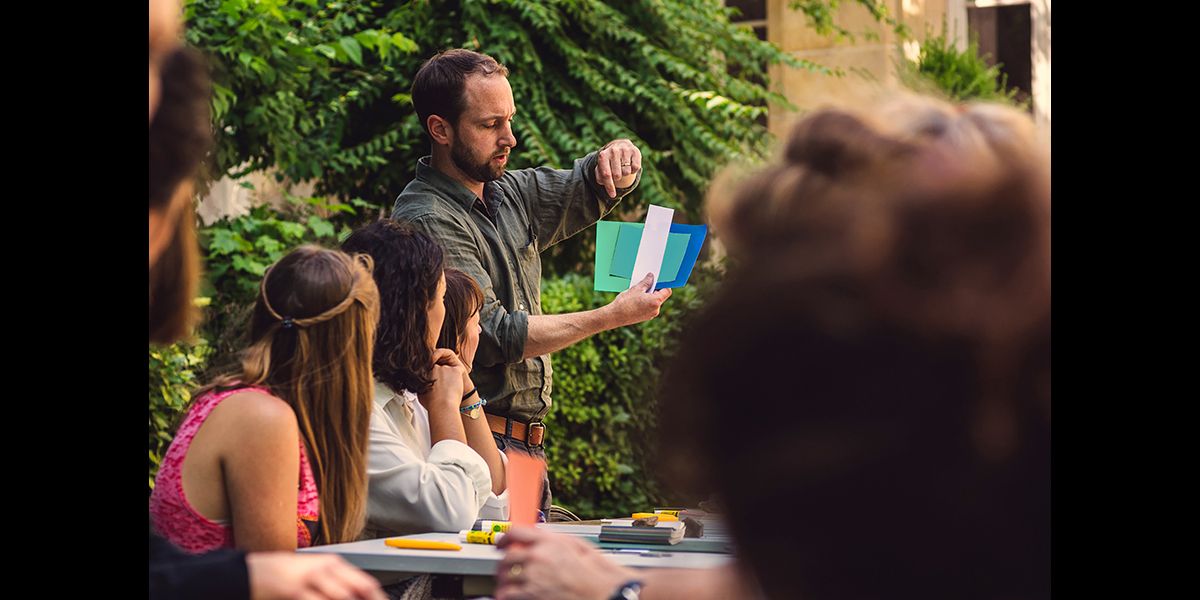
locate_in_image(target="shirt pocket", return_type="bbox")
[519,226,542,310]
[521,223,539,255]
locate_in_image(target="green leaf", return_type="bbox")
[231,254,268,276]
[307,215,336,239]
[313,44,337,60]
[705,95,730,110]
[277,221,307,240]
[254,235,284,255]
[209,229,251,255]
[353,29,379,50]
[390,32,419,54]
[338,37,363,66]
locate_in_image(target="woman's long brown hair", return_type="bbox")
[196,245,380,545]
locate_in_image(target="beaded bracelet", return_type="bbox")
[460,397,487,414]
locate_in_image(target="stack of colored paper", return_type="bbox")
[598,519,686,545]
[594,204,708,292]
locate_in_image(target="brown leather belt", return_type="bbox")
[485,413,546,447]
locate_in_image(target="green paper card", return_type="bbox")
[594,221,632,292]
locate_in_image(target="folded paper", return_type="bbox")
[594,205,708,292]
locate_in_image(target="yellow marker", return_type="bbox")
[459,530,505,545]
[654,509,682,517]
[384,538,462,551]
[632,512,678,522]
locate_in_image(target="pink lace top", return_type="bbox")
[149,386,320,553]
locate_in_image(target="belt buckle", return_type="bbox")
[526,422,546,447]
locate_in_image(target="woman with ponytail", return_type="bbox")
[150,245,381,553]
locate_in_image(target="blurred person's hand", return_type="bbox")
[495,527,637,600]
[247,552,386,600]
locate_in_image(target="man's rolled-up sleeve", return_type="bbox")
[506,150,641,250]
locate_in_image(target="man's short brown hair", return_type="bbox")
[411,49,508,136]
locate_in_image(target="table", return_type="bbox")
[299,529,734,596]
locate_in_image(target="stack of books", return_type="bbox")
[598,519,686,546]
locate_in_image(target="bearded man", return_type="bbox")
[392,49,671,514]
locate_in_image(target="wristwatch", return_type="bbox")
[609,580,644,600]
[461,403,482,420]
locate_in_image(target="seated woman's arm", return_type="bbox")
[216,390,303,551]
[462,371,506,496]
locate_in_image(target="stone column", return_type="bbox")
[1030,0,1051,145]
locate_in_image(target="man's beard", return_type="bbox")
[451,140,505,183]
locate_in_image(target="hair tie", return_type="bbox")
[259,250,376,331]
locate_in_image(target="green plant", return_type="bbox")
[198,195,364,377]
[149,335,212,489]
[789,0,910,43]
[186,0,825,274]
[902,29,1024,105]
[184,0,419,187]
[540,266,719,518]
[202,196,361,301]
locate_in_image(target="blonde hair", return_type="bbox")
[196,245,380,545]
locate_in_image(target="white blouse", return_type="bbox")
[363,381,509,539]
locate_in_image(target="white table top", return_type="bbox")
[299,531,733,576]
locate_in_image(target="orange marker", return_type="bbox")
[384,538,462,551]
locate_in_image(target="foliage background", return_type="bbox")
[151,0,906,516]
[181,0,832,273]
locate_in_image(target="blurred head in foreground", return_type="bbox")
[661,94,1050,600]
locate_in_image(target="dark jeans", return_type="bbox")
[491,431,552,513]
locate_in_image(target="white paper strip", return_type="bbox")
[628,204,674,291]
